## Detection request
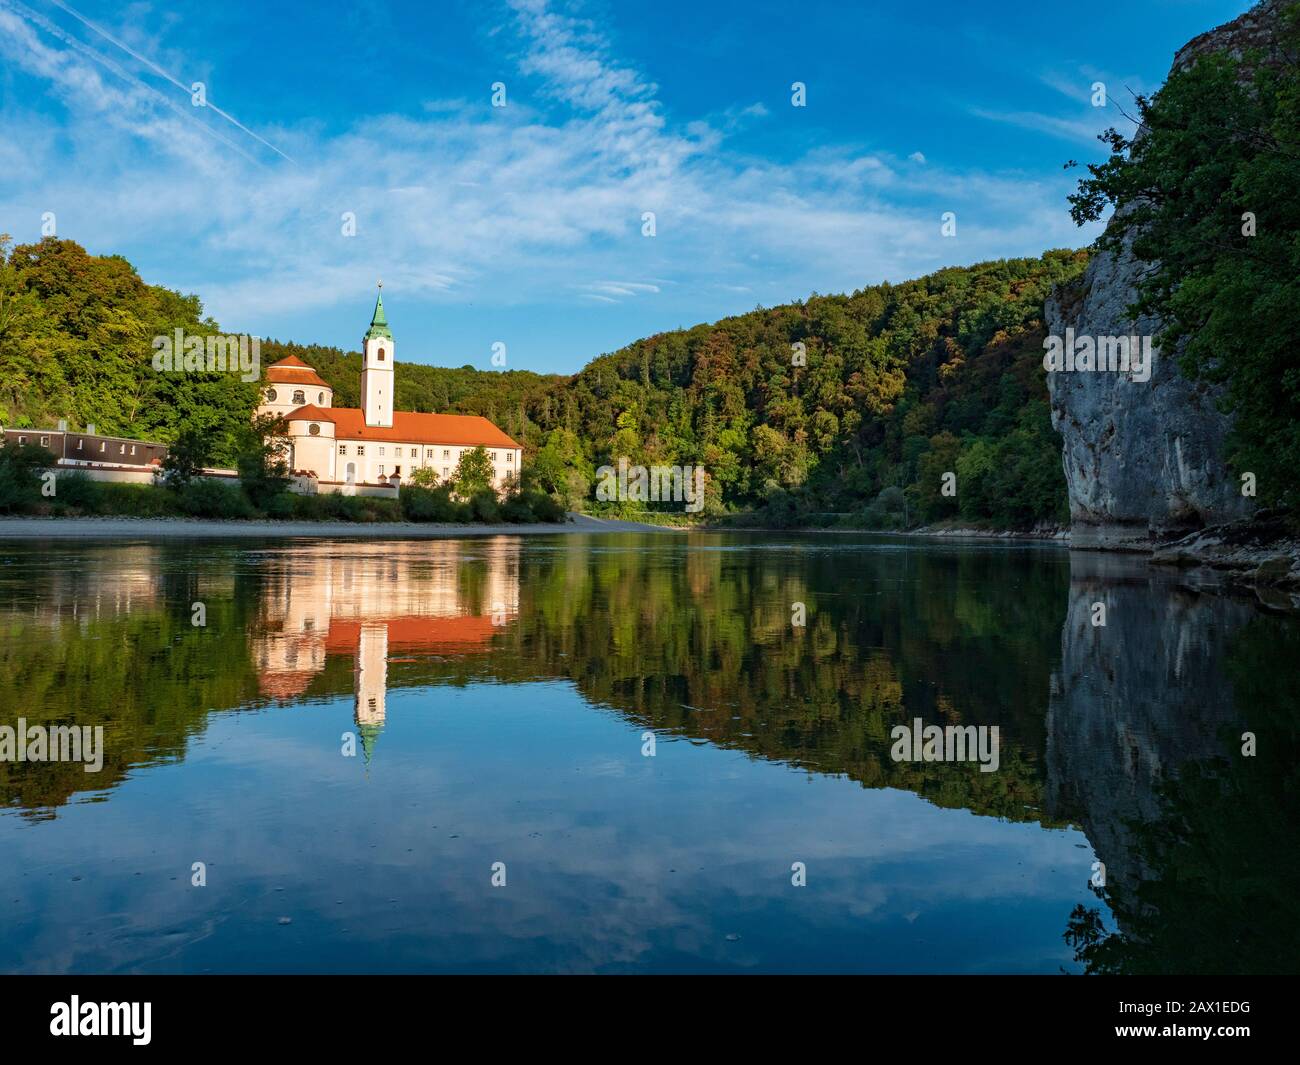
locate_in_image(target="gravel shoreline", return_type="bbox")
[0,513,680,540]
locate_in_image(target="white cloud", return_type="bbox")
[0,0,1102,345]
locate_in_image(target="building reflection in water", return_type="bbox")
[252,539,520,760]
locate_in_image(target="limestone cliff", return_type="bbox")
[1045,1,1286,550]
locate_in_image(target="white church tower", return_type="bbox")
[360,284,394,427]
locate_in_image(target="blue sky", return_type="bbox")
[0,0,1252,375]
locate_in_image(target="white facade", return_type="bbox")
[334,440,520,488]
[360,333,393,428]
[261,381,332,420]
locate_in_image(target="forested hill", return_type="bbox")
[543,250,1088,527]
[0,234,1087,525]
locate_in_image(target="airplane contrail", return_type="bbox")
[1,0,263,166]
[47,0,295,163]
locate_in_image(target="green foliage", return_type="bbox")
[531,428,591,509]
[46,471,100,513]
[1067,5,1300,507]
[0,442,54,513]
[2,233,1084,529]
[544,252,1084,526]
[161,425,215,489]
[400,483,460,522]
[524,489,565,523]
[409,465,440,488]
[500,491,537,523]
[176,479,256,520]
[91,482,181,517]
[0,236,258,465]
[287,492,390,523]
[262,493,296,520]
[235,413,289,510]
[453,445,494,497]
[468,487,501,523]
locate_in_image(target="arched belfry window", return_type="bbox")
[377,348,386,361]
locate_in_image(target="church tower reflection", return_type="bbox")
[252,539,520,759]
[355,622,388,762]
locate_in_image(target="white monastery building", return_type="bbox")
[257,290,523,490]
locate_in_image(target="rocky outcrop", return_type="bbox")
[1045,252,1249,549]
[1150,509,1300,608]
[1045,1,1287,550]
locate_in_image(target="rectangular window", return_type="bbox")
[378,465,385,476]
[507,452,514,463]
[378,447,385,456]
[490,451,497,461]
[130,445,136,456]
[339,445,347,454]
[426,449,434,458]
[76,439,83,450]
[40,436,49,446]
[443,449,450,459]
[409,448,416,457]
[100,441,106,452]
[357,446,365,456]
[18,436,26,445]
[443,468,449,477]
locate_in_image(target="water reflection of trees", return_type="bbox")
[1,536,1070,822]
[4,535,1291,969]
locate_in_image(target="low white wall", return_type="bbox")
[50,465,400,500]
[52,465,239,486]
[315,480,399,499]
[52,464,161,486]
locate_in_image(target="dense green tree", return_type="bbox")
[453,445,494,497]
[160,425,216,489]
[235,413,290,509]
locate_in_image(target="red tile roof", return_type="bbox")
[266,366,332,388]
[325,616,498,653]
[259,670,318,702]
[283,404,336,423]
[324,407,522,449]
[267,356,521,448]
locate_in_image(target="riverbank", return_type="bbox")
[707,519,1069,542]
[0,512,680,540]
[1151,511,1300,592]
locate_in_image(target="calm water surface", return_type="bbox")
[0,532,1295,974]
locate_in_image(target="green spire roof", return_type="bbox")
[364,289,392,341]
[359,722,382,765]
